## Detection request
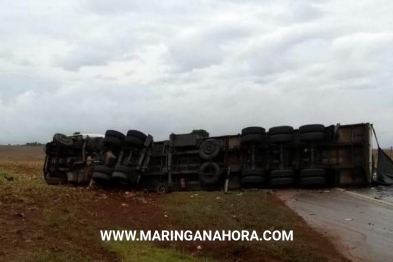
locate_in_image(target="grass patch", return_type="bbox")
[105,241,213,262]
[22,250,92,262]
[161,192,334,262]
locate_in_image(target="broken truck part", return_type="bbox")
[43,123,377,191]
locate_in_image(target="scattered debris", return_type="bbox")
[309,213,316,216]
[121,203,129,207]
[216,197,222,200]
[15,213,25,218]
[4,174,14,181]
[124,192,136,199]
[139,198,149,204]
[374,196,382,200]
[344,218,353,221]
[237,193,243,196]
[197,245,202,250]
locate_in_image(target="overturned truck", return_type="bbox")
[44,123,374,192]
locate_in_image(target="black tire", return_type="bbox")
[299,177,327,186]
[242,168,265,177]
[114,165,133,174]
[103,137,123,148]
[199,162,221,184]
[300,132,325,142]
[268,126,294,135]
[269,134,293,143]
[299,124,325,134]
[241,134,266,145]
[269,170,295,179]
[105,130,125,140]
[94,165,114,175]
[92,172,111,184]
[53,133,74,147]
[156,184,168,194]
[241,176,265,186]
[199,139,221,160]
[270,177,295,187]
[299,169,326,178]
[241,127,266,136]
[125,136,144,148]
[112,172,128,183]
[127,130,147,141]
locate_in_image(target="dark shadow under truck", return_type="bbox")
[43,123,374,192]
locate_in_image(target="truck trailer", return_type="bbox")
[43,123,375,192]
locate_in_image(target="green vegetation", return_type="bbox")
[161,192,330,262]
[190,129,209,138]
[105,241,212,262]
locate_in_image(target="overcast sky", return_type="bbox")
[0,0,392,146]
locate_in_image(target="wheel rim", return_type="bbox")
[158,185,166,193]
[204,143,215,155]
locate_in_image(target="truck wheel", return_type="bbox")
[125,136,144,148]
[269,134,293,143]
[114,165,133,174]
[53,133,74,147]
[156,184,168,194]
[199,162,221,184]
[241,134,266,145]
[241,127,266,136]
[269,170,295,179]
[241,176,265,187]
[112,172,128,184]
[300,132,325,142]
[270,177,295,187]
[92,172,111,184]
[241,168,265,177]
[103,137,123,149]
[268,126,294,136]
[94,165,114,175]
[299,124,325,133]
[105,130,125,140]
[299,177,327,186]
[299,169,326,178]
[199,139,221,160]
[127,130,147,141]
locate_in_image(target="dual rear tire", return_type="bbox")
[299,169,327,186]
[241,168,266,188]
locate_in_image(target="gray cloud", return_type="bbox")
[1,0,393,147]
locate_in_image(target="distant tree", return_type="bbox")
[191,129,209,138]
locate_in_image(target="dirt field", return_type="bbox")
[0,146,45,161]
[0,146,349,262]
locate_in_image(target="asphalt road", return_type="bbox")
[277,189,393,262]
[352,186,393,205]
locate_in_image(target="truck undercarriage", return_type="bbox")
[43,123,374,192]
